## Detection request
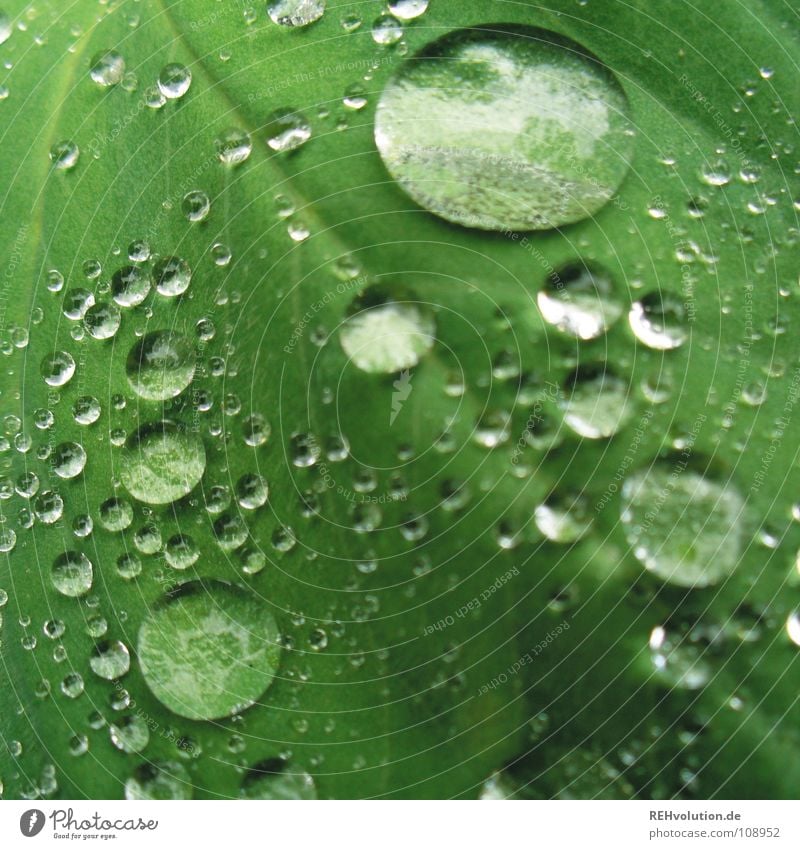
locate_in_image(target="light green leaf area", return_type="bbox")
[0,0,799,799]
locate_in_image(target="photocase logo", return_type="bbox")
[20,810,45,837]
[390,369,413,425]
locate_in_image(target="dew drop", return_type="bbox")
[374,26,634,230]
[90,640,131,680]
[182,190,211,222]
[153,256,192,297]
[388,0,429,21]
[126,331,196,401]
[266,108,311,152]
[51,552,93,598]
[340,287,435,373]
[629,292,687,350]
[621,464,744,587]
[52,442,87,479]
[111,265,151,307]
[137,581,281,720]
[120,421,206,505]
[125,762,192,800]
[537,263,621,339]
[267,0,326,27]
[241,759,317,799]
[560,366,632,439]
[215,128,252,165]
[90,50,125,86]
[158,63,192,99]
[49,141,79,170]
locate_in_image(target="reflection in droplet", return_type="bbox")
[374,26,634,230]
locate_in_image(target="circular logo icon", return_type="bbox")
[20,810,45,837]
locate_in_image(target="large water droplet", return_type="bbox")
[90,50,126,87]
[137,581,281,720]
[340,287,435,373]
[51,551,93,597]
[120,421,206,505]
[621,464,744,587]
[374,25,634,230]
[537,263,621,339]
[158,63,192,99]
[629,292,687,350]
[126,331,196,401]
[560,366,632,439]
[267,0,325,27]
[241,758,317,799]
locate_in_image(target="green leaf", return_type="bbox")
[1,0,799,800]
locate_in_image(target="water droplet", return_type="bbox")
[560,366,631,439]
[110,715,150,753]
[236,473,269,509]
[126,331,196,401]
[120,421,207,505]
[622,464,744,587]
[0,12,11,45]
[153,256,192,297]
[267,0,325,27]
[90,50,125,86]
[83,301,121,340]
[215,128,252,165]
[340,287,435,373]
[165,534,199,570]
[374,26,634,230]
[266,108,311,151]
[61,673,85,699]
[137,581,281,720]
[99,497,134,532]
[535,492,591,542]
[388,0,429,21]
[49,141,79,170]
[51,551,93,597]
[786,612,800,647]
[182,190,211,222]
[158,63,192,99]
[125,762,192,800]
[537,263,621,339]
[111,265,151,307]
[52,442,87,479]
[372,14,403,45]
[629,292,687,350]
[649,625,710,690]
[241,758,317,799]
[90,640,131,680]
[34,490,64,524]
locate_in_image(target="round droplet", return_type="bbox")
[535,493,591,542]
[120,421,207,505]
[388,0,429,21]
[99,497,133,532]
[266,108,311,152]
[52,442,87,479]
[137,581,282,720]
[241,759,317,799]
[50,141,80,170]
[110,715,150,753]
[158,63,192,99]
[340,287,435,373]
[73,395,101,425]
[560,366,632,439]
[90,50,126,86]
[84,301,121,340]
[374,26,634,230]
[42,351,75,386]
[649,625,710,690]
[165,534,199,570]
[267,0,325,27]
[125,762,192,800]
[90,640,131,680]
[182,190,211,222]
[51,552,93,598]
[215,128,252,165]
[621,464,745,587]
[236,473,269,509]
[629,292,687,350]
[126,331,196,401]
[537,263,621,340]
[153,256,192,297]
[112,265,151,307]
